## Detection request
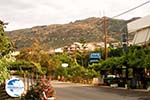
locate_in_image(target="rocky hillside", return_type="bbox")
[7,17,128,50]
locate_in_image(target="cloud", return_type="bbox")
[0,0,36,11]
[0,0,149,31]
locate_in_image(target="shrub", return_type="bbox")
[23,77,55,100]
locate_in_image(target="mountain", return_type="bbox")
[6,17,128,50]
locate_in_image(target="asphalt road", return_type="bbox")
[51,81,150,100]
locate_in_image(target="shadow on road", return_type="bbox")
[138,97,150,100]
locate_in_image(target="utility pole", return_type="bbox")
[104,16,108,59]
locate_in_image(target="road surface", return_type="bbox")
[51,81,150,100]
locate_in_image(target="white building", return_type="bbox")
[10,51,20,56]
[54,48,63,53]
[127,15,150,45]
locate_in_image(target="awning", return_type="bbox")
[132,28,150,44]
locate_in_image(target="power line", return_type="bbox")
[97,0,150,26]
[97,0,150,42]
[112,0,150,18]
[110,0,150,33]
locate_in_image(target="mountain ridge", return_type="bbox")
[6,17,133,50]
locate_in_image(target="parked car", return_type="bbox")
[104,75,118,86]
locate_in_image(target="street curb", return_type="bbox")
[99,85,150,93]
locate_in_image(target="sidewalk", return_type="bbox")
[99,85,150,93]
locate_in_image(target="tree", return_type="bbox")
[0,22,12,57]
[76,51,89,67]
[79,38,87,50]
[100,57,123,70]
[0,54,16,83]
[0,22,13,83]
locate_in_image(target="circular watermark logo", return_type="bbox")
[5,78,24,97]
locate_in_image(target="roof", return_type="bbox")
[0,20,4,25]
[127,15,150,33]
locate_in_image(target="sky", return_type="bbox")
[0,0,150,31]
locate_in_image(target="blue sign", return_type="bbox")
[89,53,101,63]
[90,53,101,59]
[5,78,24,97]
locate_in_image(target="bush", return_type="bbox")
[22,77,55,100]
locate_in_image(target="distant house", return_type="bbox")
[11,51,20,56]
[54,42,110,53]
[127,15,150,45]
[54,48,63,53]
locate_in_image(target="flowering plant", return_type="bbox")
[23,77,55,100]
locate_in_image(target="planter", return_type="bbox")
[92,78,100,86]
[43,92,56,100]
[47,97,55,100]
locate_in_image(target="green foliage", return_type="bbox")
[54,67,68,78]
[84,69,99,79]
[0,54,16,83]
[109,47,123,57]
[8,59,44,75]
[100,57,123,70]
[52,49,102,81]
[31,61,43,74]
[144,54,150,68]
[0,24,14,83]
[17,48,59,75]
[101,45,150,70]
[126,46,150,68]
[54,52,100,82]
[88,63,102,71]
[67,65,99,81]
[76,51,90,67]
[0,24,12,56]
[54,53,71,64]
